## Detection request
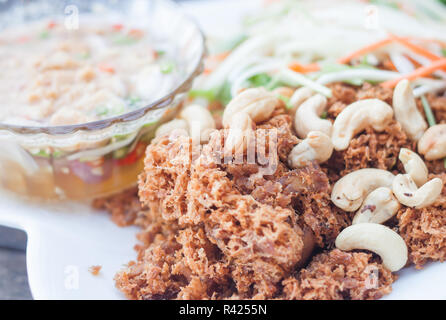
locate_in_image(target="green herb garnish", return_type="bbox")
[33,149,51,158]
[245,73,285,90]
[320,111,328,119]
[78,52,91,60]
[189,89,216,102]
[421,95,437,127]
[113,35,138,45]
[277,94,293,110]
[32,149,63,158]
[215,81,233,106]
[95,106,110,117]
[265,75,283,91]
[247,73,272,88]
[39,30,50,39]
[160,61,176,74]
[128,96,141,107]
[52,150,63,158]
[156,50,166,57]
[95,104,125,117]
[369,0,399,9]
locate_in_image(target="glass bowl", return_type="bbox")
[0,0,205,200]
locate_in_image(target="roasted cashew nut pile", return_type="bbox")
[332,148,442,271]
[158,82,442,275]
[155,104,216,143]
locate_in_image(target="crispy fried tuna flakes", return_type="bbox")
[282,249,395,300]
[95,82,446,300]
[398,174,446,268]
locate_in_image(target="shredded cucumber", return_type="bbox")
[189,89,216,102]
[113,35,138,45]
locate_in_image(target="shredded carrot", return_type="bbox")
[209,51,230,62]
[129,29,144,39]
[391,35,442,61]
[288,62,320,73]
[98,63,115,74]
[337,37,393,64]
[383,57,397,71]
[288,35,446,76]
[391,35,446,72]
[204,51,230,74]
[381,58,446,88]
[47,21,57,29]
[404,54,422,69]
[404,37,446,49]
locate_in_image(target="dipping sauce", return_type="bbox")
[0,19,179,126]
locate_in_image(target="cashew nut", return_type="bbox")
[287,87,314,115]
[399,148,428,187]
[331,169,395,212]
[179,104,216,144]
[352,187,400,224]
[392,174,443,209]
[335,223,408,272]
[418,124,446,160]
[332,99,394,151]
[155,119,189,138]
[222,87,278,127]
[288,131,333,168]
[272,86,295,99]
[294,94,331,139]
[224,112,254,155]
[393,79,427,141]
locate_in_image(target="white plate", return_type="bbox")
[0,0,446,300]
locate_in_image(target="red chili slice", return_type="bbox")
[112,24,124,31]
[116,143,147,166]
[98,63,115,73]
[47,21,57,29]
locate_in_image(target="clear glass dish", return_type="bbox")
[0,0,205,200]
